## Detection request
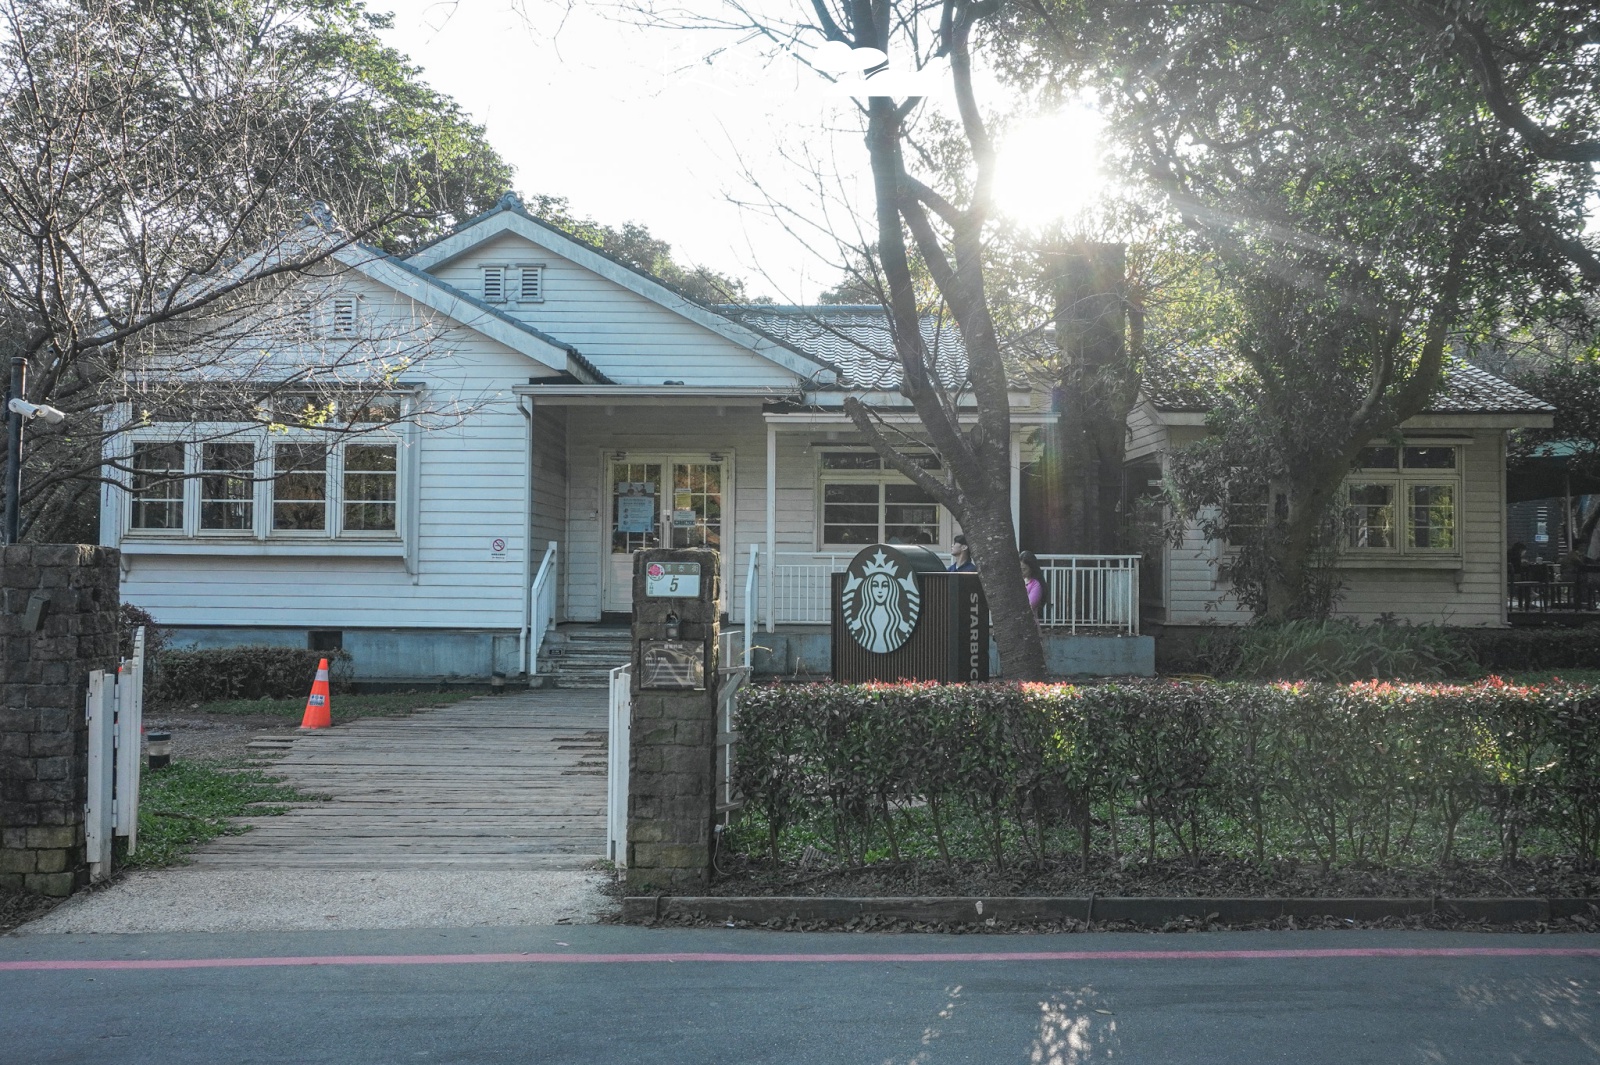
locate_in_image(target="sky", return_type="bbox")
[373,1,879,302]
[371,1,1107,303]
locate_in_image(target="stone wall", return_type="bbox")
[0,545,120,896]
[625,548,720,895]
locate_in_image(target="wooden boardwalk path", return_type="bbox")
[192,689,609,871]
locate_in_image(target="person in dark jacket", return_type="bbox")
[948,534,977,572]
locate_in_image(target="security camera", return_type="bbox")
[7,398,67,424]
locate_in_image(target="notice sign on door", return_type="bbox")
[616,495,655,534]
[645,561,700,598]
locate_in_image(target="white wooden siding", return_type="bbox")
[1125,402,1167,462]
[426,232,799,388]
[117,287,547,632]
[1162,430,1508,627]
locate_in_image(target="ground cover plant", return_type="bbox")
[726,678,1600,898]
[120,761,322,870]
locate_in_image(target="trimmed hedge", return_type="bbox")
[733,679,1600,872]
[149,646,354,704]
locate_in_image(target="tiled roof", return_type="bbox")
[719,305,969,390]
[1141,350,1553,415]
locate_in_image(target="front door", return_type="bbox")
[603,455,726,614]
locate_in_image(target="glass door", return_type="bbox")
[604,460,662,613]
[669,461,722,550]
[603,456,726,614]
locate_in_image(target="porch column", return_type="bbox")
[766,423,776,633]
[1010,431,1022,545]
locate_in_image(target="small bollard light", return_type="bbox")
[146,731,172,770]
[664,611,681,640]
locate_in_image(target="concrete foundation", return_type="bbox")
[164,627,523,681]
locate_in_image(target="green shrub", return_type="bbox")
[1230,618,1472,682]
[733,677,1600,873]
[149,646,354,704]
[1161,620,1600,680]
[1456,624,1600,673]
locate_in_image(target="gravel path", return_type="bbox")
[13,869,614,934]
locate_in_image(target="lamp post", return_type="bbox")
[4,356,22,544]
[3,357,68,544]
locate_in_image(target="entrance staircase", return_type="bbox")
[536,625,631,689]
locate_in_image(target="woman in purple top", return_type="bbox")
[1019,551,1047,617]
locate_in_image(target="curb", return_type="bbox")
[623,895,1599,926]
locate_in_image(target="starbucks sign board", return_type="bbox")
[831,544,989,683]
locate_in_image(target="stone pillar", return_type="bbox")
[0,545,120,896]
[625,548,719,895]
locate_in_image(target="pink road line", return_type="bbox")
[1,946,1598,973]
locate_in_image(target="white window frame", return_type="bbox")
[121,428,404,543]
[1341,441,1464,559]
[815,448,949,550]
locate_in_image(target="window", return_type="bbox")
[517,264,544,302]
[1344,444,1459,555]
[343,444,398,532]
[818,450,945,547]
[124,428,403,541]
[272,443,327,532]
[130,443,184,530]
[199,443,254,531]
[482,265,505,303]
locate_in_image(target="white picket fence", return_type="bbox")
[85,626,146,882]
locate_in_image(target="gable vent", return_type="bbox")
[330,297,357,334]
[518,264,544,302]
[482,265,505,303]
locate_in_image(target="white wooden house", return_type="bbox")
[106,194,1542,680]
[1126,356,1556,632]
[105,193,1098,682]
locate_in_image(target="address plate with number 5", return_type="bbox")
[645,561,700,598]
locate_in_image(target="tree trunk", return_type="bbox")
[1051,243,1133,554]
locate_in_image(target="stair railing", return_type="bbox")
[530,540,558,673]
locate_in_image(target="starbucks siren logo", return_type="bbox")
[841,546,923,654]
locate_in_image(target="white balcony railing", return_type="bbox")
[764,549,1140,635]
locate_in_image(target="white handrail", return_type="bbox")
[743,543,759,668]
[529,540,558,674]
[1035,554,1141,635]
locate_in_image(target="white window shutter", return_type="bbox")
[482,266,505,302]
[518,264,543,302]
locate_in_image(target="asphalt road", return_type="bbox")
[2,926,1596,1064]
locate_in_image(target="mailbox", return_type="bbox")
[633,549,719,692]
[831,543,989,683]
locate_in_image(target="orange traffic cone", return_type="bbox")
[299,658,332,729]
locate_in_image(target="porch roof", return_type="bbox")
[512,384,802,405]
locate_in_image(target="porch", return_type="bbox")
[518,387,1146,679]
